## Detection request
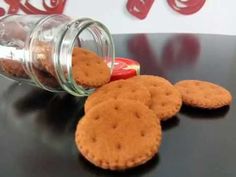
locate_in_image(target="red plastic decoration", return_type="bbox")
[127,0,154,20]
[0,7,5,16]
[176,0,202,7]
[4,0,20,14]
[0,0,67,16]
[167,0,206,15]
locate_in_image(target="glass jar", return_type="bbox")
[0,15,115,96]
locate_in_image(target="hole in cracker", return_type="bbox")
[114,105,119,110]
[134,157,142,163]
[84,149,89,154]
[94,115,100,120]
[72,50,78,57]
[87,153,93,159]
[175,103,181,108]
[152,83,158,87]
[91,137,96,143]
[195,82,201,86]
[149,92,154,97]
[97,160,103,165]
[149,103,155,110]
[138,155,145,161]
[79,145,84,150]
[145,151,152,157]
[140,130,145,137]
[117,85,122,89]
[99,70,103,74]
[161,102,166,107]
[131,89,136,93]
[127,159,135,166]
[102,161,109,167]
[116,143,122,150]
[96,60,102,64]
[112,123,118,129]
[86,63,90,67]
[84,72,89,77]
[134,112,141,119]
[165,91,171,96]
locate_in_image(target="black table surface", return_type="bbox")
[1,33,236,177]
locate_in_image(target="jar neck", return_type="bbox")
[54,18,115,96]
[24,15,114,96]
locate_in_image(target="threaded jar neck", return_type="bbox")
[54,18,115,96]
[22,15,115,96]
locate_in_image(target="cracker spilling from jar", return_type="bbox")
[72,47,111,88]
[34,44,111,88]
[76,99,162,170]
[75,75,232,171]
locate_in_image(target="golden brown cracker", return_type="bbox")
[175,80,232,109]
[72,47,97,65]
[129,75,182,120]
[72,50,111,87]
[0,59,28,78]
[75,99,162,170]
[130,75,171,86]
[36,45,111,88]
[84,79,151,113]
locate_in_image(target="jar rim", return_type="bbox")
[54,18,115,96]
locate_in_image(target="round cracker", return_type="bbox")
[72,47,97,65]
[72,48,111,88]
[75,99,162,170]
[175,80,232,109]
[0,59,28,78]
[129,75,182,121]
[36,46,111,88]
[84,79,151,113]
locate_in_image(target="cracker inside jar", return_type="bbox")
[34,44,111,89]
[72,47,111,88]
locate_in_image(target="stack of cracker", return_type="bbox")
[75,75,232,170]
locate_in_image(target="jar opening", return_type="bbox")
[56,18,115,96]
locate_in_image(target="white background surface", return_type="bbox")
[1,0,236,35]
[63,0,236,35]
